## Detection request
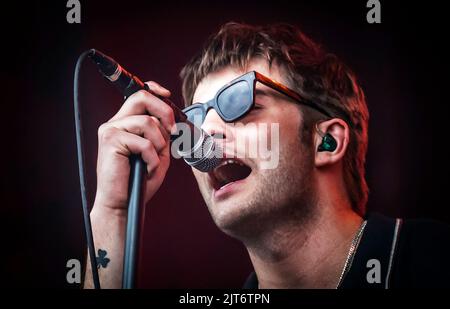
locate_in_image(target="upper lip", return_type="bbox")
[207,155,253,191]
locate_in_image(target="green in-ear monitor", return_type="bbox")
[318,133,337,152]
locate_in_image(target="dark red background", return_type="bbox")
[0,1,443,288]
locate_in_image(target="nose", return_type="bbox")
[201,109,230,141]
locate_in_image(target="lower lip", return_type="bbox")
[213,178,248,200]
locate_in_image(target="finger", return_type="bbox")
[149,115,170,142]
[145,81,171,97]
[109,90,175,133]
[106,115,167,153]
[106,129,161,175]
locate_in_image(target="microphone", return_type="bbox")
[87,48,222,172]
[85,49,221,288]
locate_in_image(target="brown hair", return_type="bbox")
[180,22,369,216]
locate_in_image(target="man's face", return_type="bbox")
[191,59,316,239]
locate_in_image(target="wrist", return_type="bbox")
[91,202,128,221]
[92,192,128,218]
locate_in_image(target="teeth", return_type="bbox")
[220,159,245,167]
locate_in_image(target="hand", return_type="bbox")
[93,81,175,215]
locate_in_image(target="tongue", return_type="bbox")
[215,163,251,187]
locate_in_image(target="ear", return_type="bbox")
[314,119,350,168]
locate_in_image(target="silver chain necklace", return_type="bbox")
[336,220,367,289]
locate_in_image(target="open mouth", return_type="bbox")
[209,159,252,190]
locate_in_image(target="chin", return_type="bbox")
[210,196,247,225]
[195,156,260,228]
[207,192,265,239]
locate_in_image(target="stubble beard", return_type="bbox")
[202,140,318,254]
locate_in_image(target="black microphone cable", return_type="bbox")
[73,50,101,289]
[73,49,221,289]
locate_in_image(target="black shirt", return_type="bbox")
[243,213,450,288]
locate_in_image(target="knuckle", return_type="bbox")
[97,123,107,136]
[154,156,161,166]
[153,139,165,152]
[149,155,161,169]
[125,90,150,108]
[135,89,149,101]
[150,116,160,126]
[161,105,174,120]
[141,115,154,128]
[98,124,116,142]
[142,139,154,152]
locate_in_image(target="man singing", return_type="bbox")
[84,22,449,288]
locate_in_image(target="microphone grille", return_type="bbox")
[183,134,222,172]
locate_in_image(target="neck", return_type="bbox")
[245,202,363,289]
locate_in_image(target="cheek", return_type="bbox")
[232,105,301,160]
[268,105,302,146]
[234,124,272,155]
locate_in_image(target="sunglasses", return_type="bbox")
[182,71,332,127]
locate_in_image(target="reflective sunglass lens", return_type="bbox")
[217,81,252,121]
